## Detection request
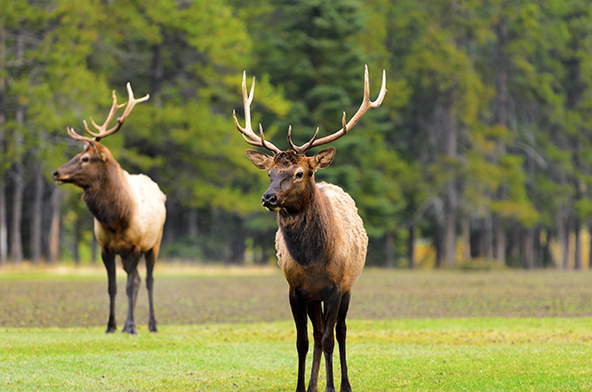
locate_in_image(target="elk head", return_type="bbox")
[233,65,387,213]
[52,83,149,189]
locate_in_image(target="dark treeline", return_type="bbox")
[0,0,591,269]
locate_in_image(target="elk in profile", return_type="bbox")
[233,66,386,392]
[52,83,166,334]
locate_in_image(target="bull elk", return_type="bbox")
[234,66,386,392]
[52,83,166,334]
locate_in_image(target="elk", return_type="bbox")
[52,83,166,335]
[233,65,386,392]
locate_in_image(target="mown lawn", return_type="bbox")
[2,319,592,391]
[1,267,592,391]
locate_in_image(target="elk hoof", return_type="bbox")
[105,325,117,333]
[122,323,137,334]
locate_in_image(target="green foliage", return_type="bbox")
[3,0,592,267]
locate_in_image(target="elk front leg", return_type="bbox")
[290,289,309,392]
[322,288,342,392]
[122,248,141,334]
[307,301,324,392]
[101,248,117,333]
[145,248,158,332]
[336,291,352,392]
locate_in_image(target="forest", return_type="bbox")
[0,0,591,269]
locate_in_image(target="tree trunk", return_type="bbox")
[533,225,542,268]
[493,17,508,268]
[589,222,592,269]
[523,227,534,270]
[10,126,24,264]
[0,26,6,266]
[151,43,163,107]
[574,217,582,270]
[30,163,44,264]
[561,214,570,270]
[544,229,554,268]
[443,188,457,266]
[461,216,470,262]
[0,171,6,266]
[10,26,25,264]
[188,208,198,239]
[384,230,395,269]
[73,218,82,265]
[407,224,415,269]
[494,215,505,266]
[227,215,245,264]
[48,188,61,263]
[91,232,97,264]
[481,216,493,259]
[434,223,444,269]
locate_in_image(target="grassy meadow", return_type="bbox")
[1,266,592,391]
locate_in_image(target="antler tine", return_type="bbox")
[233,71,281,154]
[66,126,94,144]
[288,125,319,154]
[83,90,125,139]
[287,125,297,151]
[85,83,149,142]
[291,65,387,154]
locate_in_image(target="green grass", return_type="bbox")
[3,267,592,391]
[2,318,592,391]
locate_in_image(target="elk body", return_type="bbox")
[52,84,166,334]
[234,66,386,392]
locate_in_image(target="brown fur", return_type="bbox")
[53,141,166,334]
[246,148,367,392]
[276,181,367,295]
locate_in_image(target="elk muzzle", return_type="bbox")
[52,169,69,184]
[262,190,280,211]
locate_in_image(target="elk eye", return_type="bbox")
[295,171,304,179]
[81,156,89,163]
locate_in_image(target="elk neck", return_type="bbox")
[82,159,134,232]
[278,183,336,267]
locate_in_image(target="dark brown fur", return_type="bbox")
[82,156,133,232]
[247,147,367,392]
[53,141,166,334]
[238,66,384,392]
[278,185,334,267]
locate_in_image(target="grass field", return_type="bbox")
[1,266,592,391]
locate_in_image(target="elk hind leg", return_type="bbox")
[336,291,352,392]
[145,247,158,332]
[122,248,141,334]
[322,288,342,392]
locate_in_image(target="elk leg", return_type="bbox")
[145,248,158,332]
[336,291,352,392]
[289,289,309,392]
[122,248,141,334]
[307,301,323,392]
[101,248,117,333]
[322,288,342,392]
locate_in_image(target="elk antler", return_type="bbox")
[288,65,387,155]
[66,83,149,144]
[233,72,281,154]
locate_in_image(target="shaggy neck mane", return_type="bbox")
[278,183,335,267]
[82,161,134,232]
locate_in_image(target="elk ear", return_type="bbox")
[92,143,108,162]
[310,147,336,171]
[246,149,274,170]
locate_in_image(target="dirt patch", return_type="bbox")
[1,269,591,328]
